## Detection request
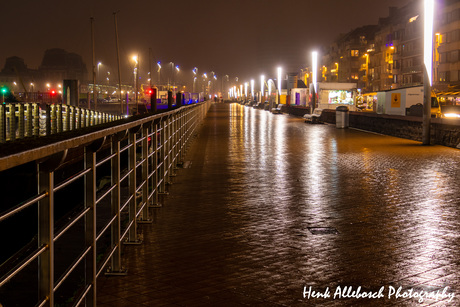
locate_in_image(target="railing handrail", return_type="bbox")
[0,103,200,172]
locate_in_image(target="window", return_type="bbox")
[440,52,447,64]
[439,71,450,82]
[351,50,359,57]
[450,50,459,62]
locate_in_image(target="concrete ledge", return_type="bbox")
[288,106,460,149]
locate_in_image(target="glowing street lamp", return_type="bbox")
[277,67,282,96]
[422,0,434,145]
[261,75,265,102]
[311,51,318,112]
[132,55,139,113]
[251,79,254,99]
[97,62,102,84]
[157,61,161,84]
[268,79,272,97]
[424,0,434,86]
[312,51,318,93]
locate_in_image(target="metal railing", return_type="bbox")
[0,103,123,143]
[0,101,212,306]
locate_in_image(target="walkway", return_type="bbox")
[97,103,460,306]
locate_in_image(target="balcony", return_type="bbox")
[401,49,422,58]
[401,65,423,74]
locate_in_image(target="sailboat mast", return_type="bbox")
[113,11,123,115]
[91,17,96,110]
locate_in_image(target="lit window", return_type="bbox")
[351,50,359,57]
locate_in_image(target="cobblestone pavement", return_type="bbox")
[97,103,460,306]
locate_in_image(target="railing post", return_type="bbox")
[172,114,178,171]
[37,152,67,306]
[125,127,142,244]
[159,119,167,195]
[166,117,174,181]
[150,121,161,207]
[139,124,151,222]
[106,132,128,276]
[84,142,99,306]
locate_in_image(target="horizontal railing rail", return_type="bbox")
[0,101,212,306]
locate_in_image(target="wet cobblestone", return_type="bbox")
[97,103,460,306]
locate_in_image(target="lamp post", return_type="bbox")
[97,62,102,85]
[133,55,139,114]
[157,62,161,86]
[250,79,254,101]
[277,67,282,107]
[244,82,248,100]
[312,51,318,112]
[174,65,180,91]
[193,67,198,93]
[423,0,434,145]
[1,87,6,104]
[260,75,265,102]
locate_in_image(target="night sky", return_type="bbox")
[3,0,414,85]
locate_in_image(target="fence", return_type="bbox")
[0,103,123,143]
[0,101,212,306]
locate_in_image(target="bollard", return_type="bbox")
[18,104,24,138]
[45,104,51,136]
[0,104,5,143]
[151,88,157,113]
[8,104,16,141]
[51,104,57,134]
[57,104,63,133]
[167,90,173,110]
[33,103,40,137]
[76,107,81,129]
[176,92,182,107]
[26,103,32,137]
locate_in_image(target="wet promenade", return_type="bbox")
[97,103,460,306]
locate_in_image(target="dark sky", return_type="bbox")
[2,0,413,85]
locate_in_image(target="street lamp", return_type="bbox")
[251,79,254,100]
[260,75,265,102]
[175,65,180,89]
[1,87,7,104]
[132,55,139,114]
[97,62,102,84]
[157,61,161,85]
[277,67,282,107]
[312,51,318,112]
[193,67,198,93]
[422,0,434,145]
